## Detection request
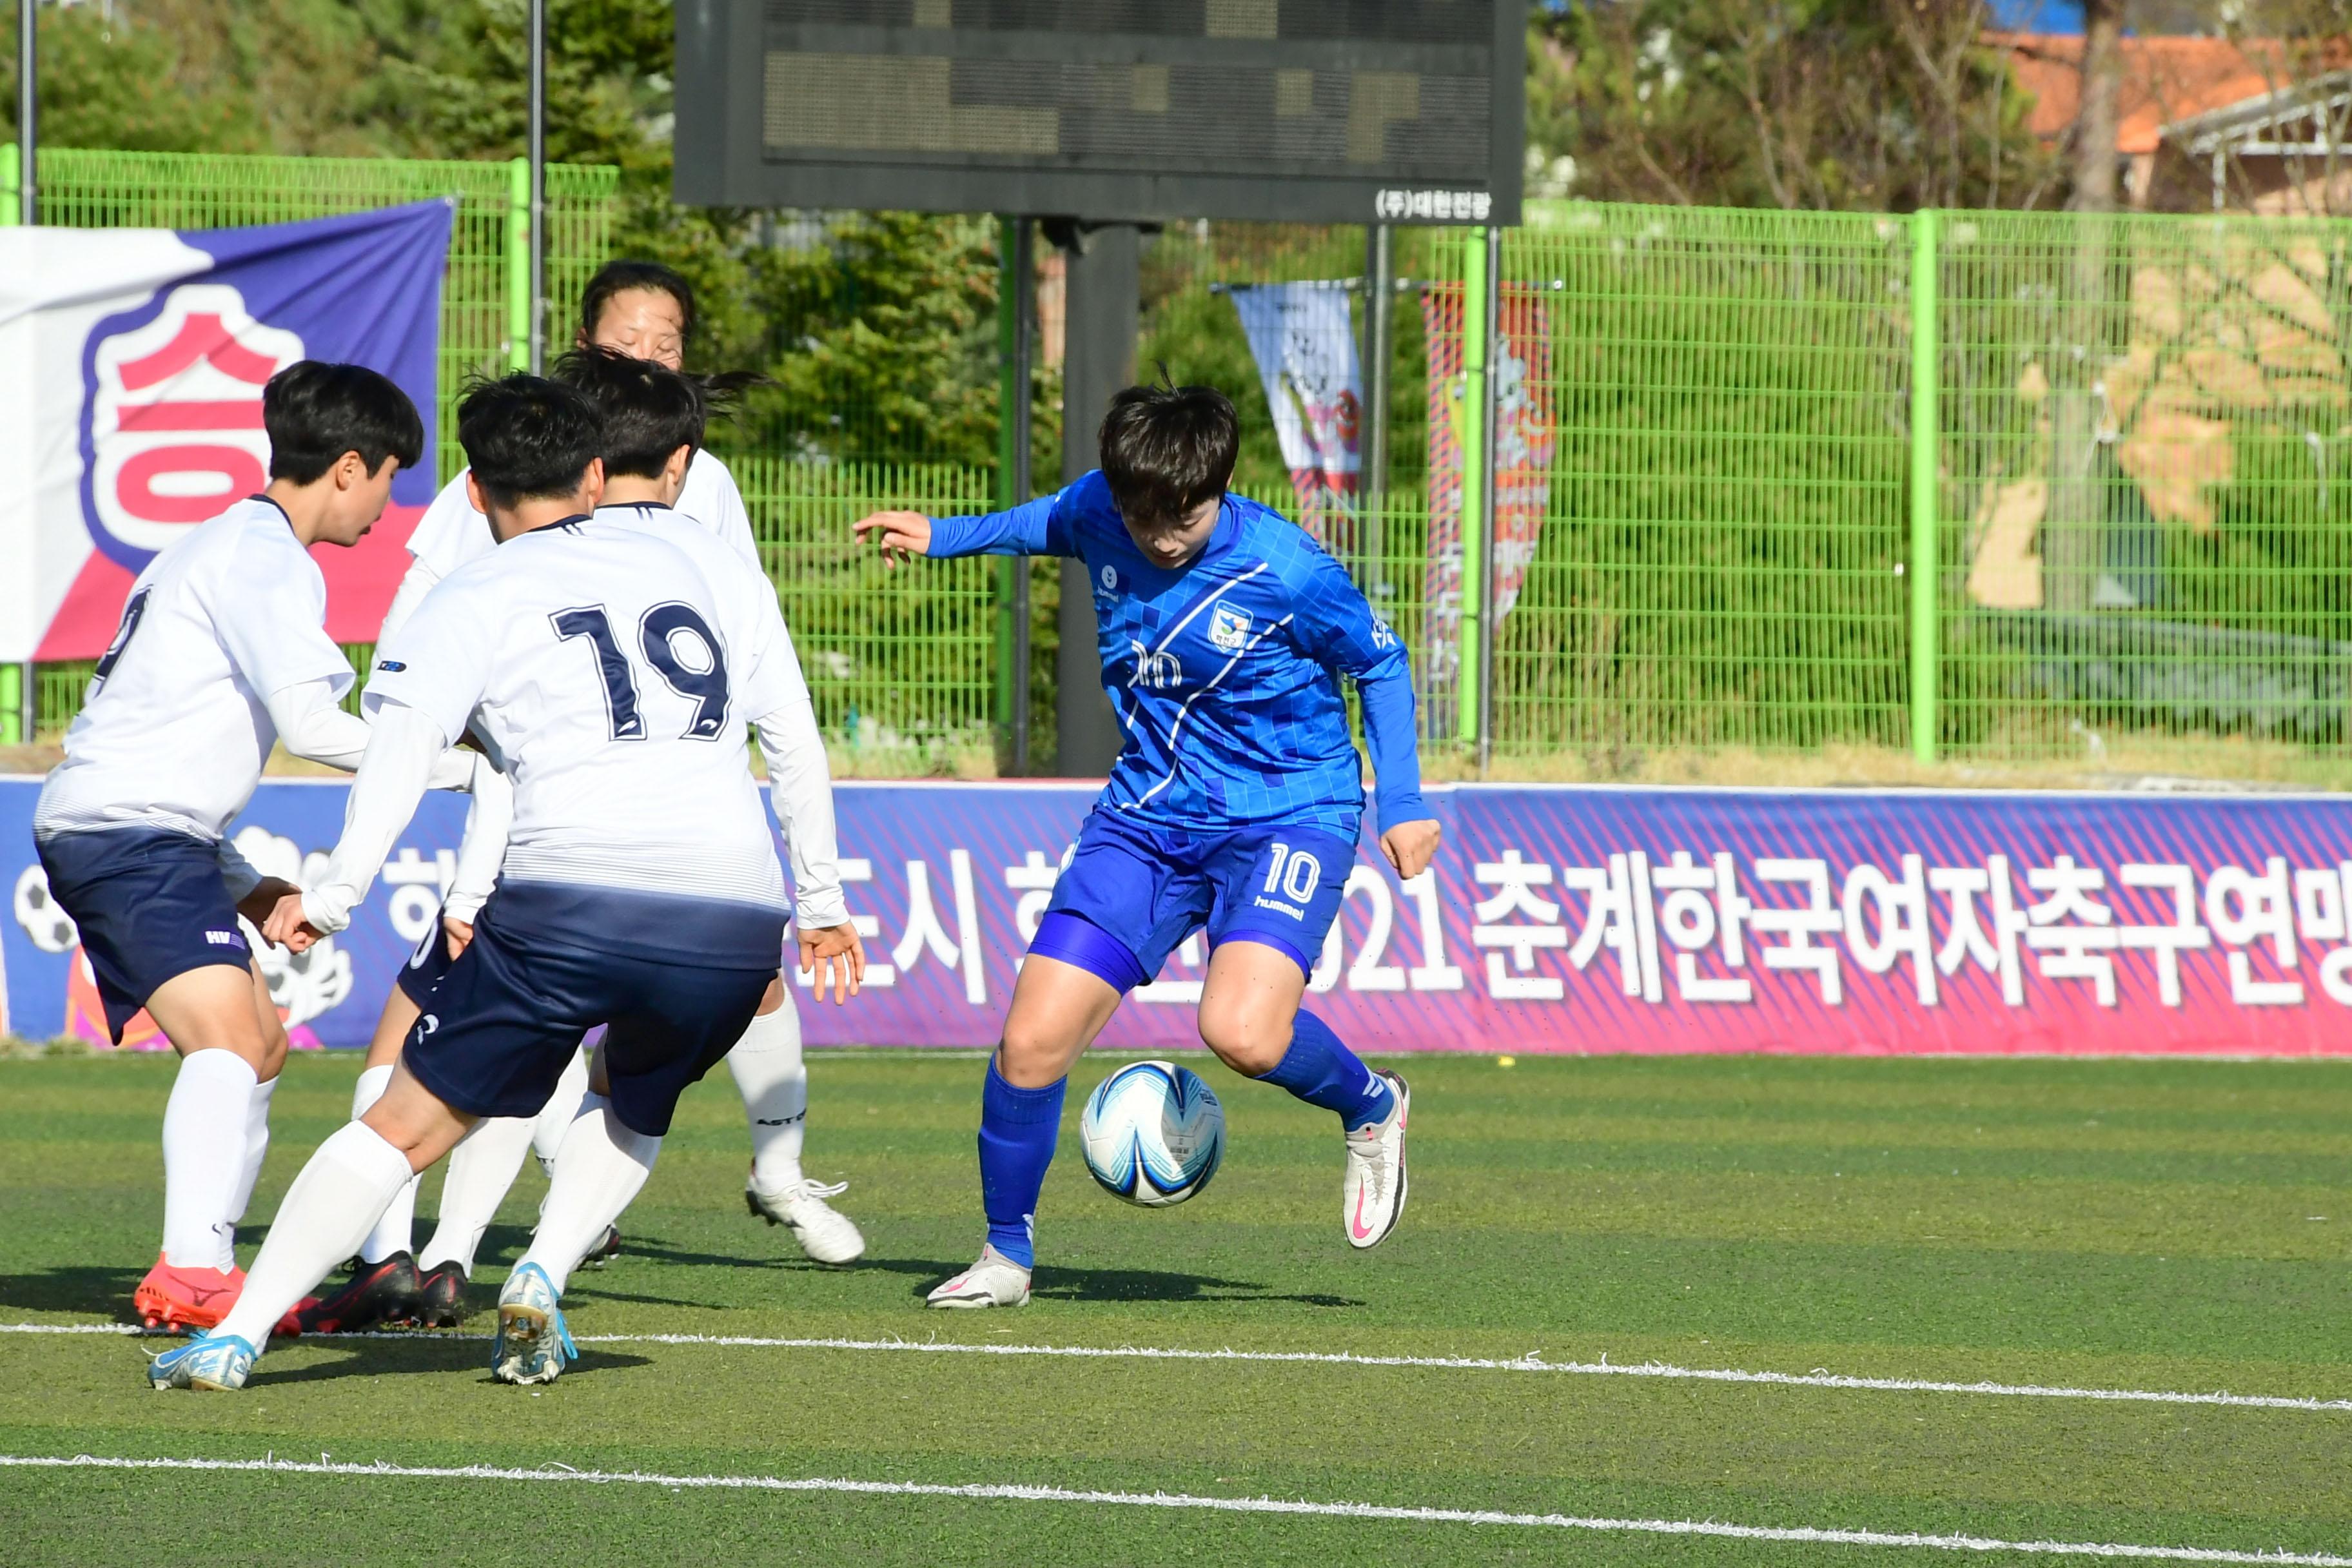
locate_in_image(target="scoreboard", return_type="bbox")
[674,1,1524,224]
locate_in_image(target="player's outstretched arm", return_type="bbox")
[753,679,864,1005]
[854,491,1068,565]
[852,510,930,566]
[262,699,449,948]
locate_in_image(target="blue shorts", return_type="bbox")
[35,827,251,1043]
[400,881,783,1137]
[1034,809,1357,991]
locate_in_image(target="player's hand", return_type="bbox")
[443,916,475,961]
[798,921,867,1004]
[259,890,324,954]
[237,876,299,931]
[1380,819,1442,881]
[852,510,931,567]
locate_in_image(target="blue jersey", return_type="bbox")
[928,472,1427,838]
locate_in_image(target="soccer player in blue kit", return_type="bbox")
[854,383,1440,1309]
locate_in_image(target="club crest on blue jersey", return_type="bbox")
[1208,603,1252,652]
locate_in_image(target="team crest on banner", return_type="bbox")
[83,286,305,569]
[0,199,452,663]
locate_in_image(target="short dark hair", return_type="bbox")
[1098,384,1239,529]
[455,374,603,511]
[553,346,707,480]
[580,260,696,346]
[262,361,424,484]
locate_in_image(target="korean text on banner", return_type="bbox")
[8,779,2352,1057]
[0,199,453,663]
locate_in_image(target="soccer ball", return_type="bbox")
[1079,1060,1225,1208]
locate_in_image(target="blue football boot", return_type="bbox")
[491,1262,576,1386]
[148,1330,257,1391]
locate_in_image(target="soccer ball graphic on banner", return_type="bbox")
[1080,1061,1225,1208]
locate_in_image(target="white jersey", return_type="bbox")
[384,449,757,645]
[363,514,807,917]
[35,498,354,844]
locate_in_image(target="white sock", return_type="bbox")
[213,1121,415,1351]
[161,1049,259,1271]
[417,1113,538,1275]
[226,1073,279,1228]
[727,1004,807,1191]
[531,1044,594,1177]
[518,1093,658,1297]
[349,1065,418,1264]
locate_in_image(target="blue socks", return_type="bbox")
[1255,1010,1395,1132]
[977,1057,1066,1270]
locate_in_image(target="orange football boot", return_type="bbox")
[133,1253,315,1336]
[132,1253,245,1331]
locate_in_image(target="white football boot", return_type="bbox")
[746,1171,867,1265]
[1342,1070,1410,1250]
[925,1244,1032,1309]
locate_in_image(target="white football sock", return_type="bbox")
[213,1121,415,1351]
[727,1003,808,1191]
[225,1072,279,1228]
[416,1113,537,1276]
[518,1093,658,1297]
[161,1048,258,1271]
[349,1065,418,1264]
[531,1043,593,1177]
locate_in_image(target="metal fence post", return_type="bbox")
[3,141,20,741]
[505,156,531,371]
[1476,223,1503,776]
[1908,210,1941,765]
[1457,226,1490,749]
[993,215,1034,775]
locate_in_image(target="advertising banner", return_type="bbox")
[1226,281,1361,549]
[0,201,452,661]
[7,779,2352,1056]
[1419,282,1556,731]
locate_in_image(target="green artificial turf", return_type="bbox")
[0,1050,2346,1565]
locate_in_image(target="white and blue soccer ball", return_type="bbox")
[1079,1060,1225,1208]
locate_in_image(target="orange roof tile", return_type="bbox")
[1988,33,2310,153]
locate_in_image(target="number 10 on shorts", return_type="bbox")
[1264,842,1324,905]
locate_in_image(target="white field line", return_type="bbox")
[4,1320,2347,1415]
[0,1453,2344,1565]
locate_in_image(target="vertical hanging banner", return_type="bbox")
[0,200,453,662]
[1419,282,1557,732]
[1226,282,1362,552]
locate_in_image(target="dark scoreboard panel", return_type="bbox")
[674,1,1523,224]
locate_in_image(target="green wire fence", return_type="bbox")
[15,155,2352,783]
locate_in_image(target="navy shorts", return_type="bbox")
[1034,808,1357,991]
[35,827,252,1043]
[400,881,783,1137]
[395,908,460,1006]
